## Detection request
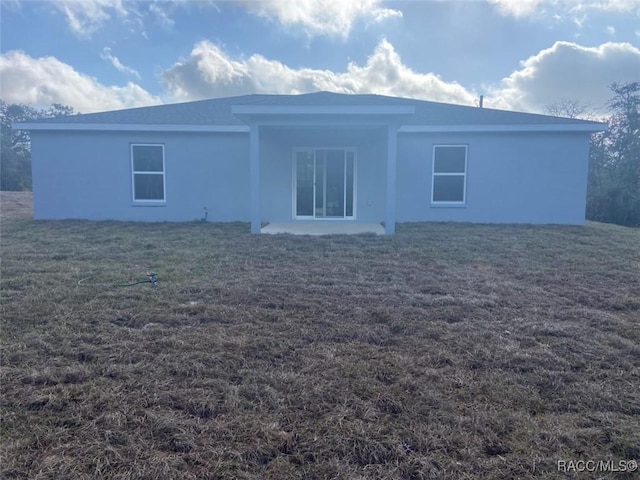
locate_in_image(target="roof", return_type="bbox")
[14,91,607,133]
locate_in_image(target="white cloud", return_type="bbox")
[160,38,640,114]
[488,0,550,18]
[0,0,22,13]
[0,50,161,113]
[52,0,128,38]
[241,0,402,38]
[488,0,640,18]
[571,0,640,13]
[50,1,221,38]
[4,34,634,120]
[101,47,141,79]
[488,41,640,113]
[605,25,616,36]
[148,2,175,29]
[161,39,477,105]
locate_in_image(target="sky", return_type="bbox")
[0,0,639,116]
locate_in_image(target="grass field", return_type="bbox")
[1,191,639,479]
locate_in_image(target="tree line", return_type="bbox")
[585,82,639,227]
[1,83,638,226]
[1,101,74,191]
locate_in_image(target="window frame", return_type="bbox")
[291,147,357,220]
[431,144,468,206]
[131,143,166,204]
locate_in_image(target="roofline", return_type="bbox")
[14,121,607,133]
[231,105,416,116]
[13,123,250,133]
[398,123,608,133]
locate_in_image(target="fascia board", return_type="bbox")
[13,121,608,133]
[398,123,608,133]
[12,123,250,132]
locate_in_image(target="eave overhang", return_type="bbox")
[13,120,607,134]
[398,123,608,133]
[12,123,250,132]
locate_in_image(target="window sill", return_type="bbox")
[431,203,467,208]
[132,202,167,207]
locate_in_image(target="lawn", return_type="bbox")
[1,191,639,479]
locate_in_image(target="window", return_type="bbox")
[131,144,165,202]
[432,145,467,204]
[293,148,356,219]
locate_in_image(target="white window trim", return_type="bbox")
[131,143,166,204]
[431,145,467,206]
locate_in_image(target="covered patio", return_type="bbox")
[231,102,415,235]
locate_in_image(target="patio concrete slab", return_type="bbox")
[261,222,385,236]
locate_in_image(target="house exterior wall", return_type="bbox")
[396,131,591,224]
[30,127,591,226]
[30,131,250,221]
[258,127,387,223]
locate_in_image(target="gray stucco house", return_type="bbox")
[15,91,606,234]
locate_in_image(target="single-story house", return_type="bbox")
[15,91,606,234]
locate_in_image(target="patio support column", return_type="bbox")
[250,123,260,234]
[385,124,397,235]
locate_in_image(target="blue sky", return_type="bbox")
[1,0,639,114]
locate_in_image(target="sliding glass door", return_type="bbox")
[295,148,356,219]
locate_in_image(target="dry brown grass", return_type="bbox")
[1,191,639,479]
